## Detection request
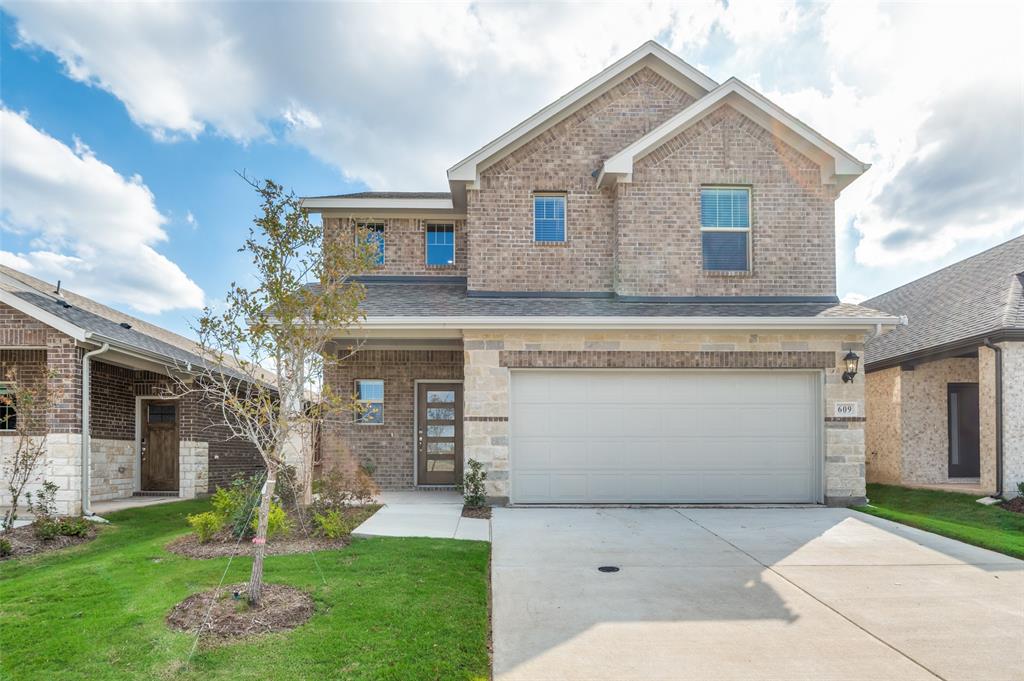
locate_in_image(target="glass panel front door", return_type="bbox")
[417,383,462,485]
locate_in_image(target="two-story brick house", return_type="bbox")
[303,42,900,506]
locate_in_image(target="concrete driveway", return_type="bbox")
[491,507,1023,681]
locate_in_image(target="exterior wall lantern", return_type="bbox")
[841,351,860,383]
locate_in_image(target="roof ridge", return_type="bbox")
[864,234,1024,306]
[1002,272,1024,329]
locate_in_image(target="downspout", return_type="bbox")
[982,338,1004,498]
[81,343,111,516]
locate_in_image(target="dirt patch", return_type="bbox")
[0,523,97,561]
[1000,497,1024,514]
[166,582,313,639]
[166,505,380,559]
[462,505,491,519]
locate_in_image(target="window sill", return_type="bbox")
[702,270,753,278]
[534,241,569,247]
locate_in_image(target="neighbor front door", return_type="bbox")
[947,383,980,478]
[142,401,179,491]
[417,383,463,485]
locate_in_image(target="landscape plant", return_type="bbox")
[459,458,487,508]
[176,177,375,604]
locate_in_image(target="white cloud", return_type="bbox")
[841,292,867,305]
[5,1,1022,279]
[185,210,197,229]
[0,108,204,313]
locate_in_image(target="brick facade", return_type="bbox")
[322,349,463,489]
[90,361,136,440]
[467,67,696,293]
[323,217,467,277]
[616,105,835,297]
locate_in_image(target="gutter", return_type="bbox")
[355,315,903,331]
[81,343,110,516]
[982,338,1004,498]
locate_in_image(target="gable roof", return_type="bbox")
[599,78,869,191]
[864,235,1024,369]
[445,41,718,208]
[0,265,270,383]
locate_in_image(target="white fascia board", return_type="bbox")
[601,78,869,188]
[300,197,454,212]
[0,289,88,342]
[447,41,717,184]
[359,315,901,331]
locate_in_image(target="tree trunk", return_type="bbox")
[248,470,277,606]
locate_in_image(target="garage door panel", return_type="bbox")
[511,370,820,504]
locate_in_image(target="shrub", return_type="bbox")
[1017,481,1024,498]
[313,509,355,539]
[0,538,12,557]
[274,465,299,511]
[26,481,59,521]
[57,517,90,538]
[33,519,59,541]
[459,459,487,508]
[251,502,291,539]
[311,468,378,513]
[211,474,264,538]
[187,511,224,543]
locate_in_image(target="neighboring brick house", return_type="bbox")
[303,41,900,506]
[0,266,265,516]
[864,236,1024,498]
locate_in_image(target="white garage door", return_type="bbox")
[510,370,821,504]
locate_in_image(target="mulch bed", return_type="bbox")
[166,582,313,639]
[166,504,380,559]
[0,523,97,561]
[1000,497,1024,514]
[462,505,491,519]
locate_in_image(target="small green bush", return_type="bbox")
[33,519,59,541]
[459,459,487,508]
[211,474,264,538]
[313,509,353,539]
[1017,481,1024,498]
[251,502,291,539]
[0,538,12,557]
[26,481,59,521]
[187,511,224,543]
[57,517,90,538]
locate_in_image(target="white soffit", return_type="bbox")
[300,197,455,212]
[599,78,870,191]
[446,41,718,187]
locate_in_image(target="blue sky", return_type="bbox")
[1,2,1021,338]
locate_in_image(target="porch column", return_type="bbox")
[463,335,510,503]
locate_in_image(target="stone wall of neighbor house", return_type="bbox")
[998,342,1024,497]
[323,218,467,277]
[978,346,998,493]
[467,67,696,293]
[462,329,868,505]
[865,366,902,484]
[616,105,836,298]
[898,357,979,485]
[89,438,135,501]
[322,349,464,489]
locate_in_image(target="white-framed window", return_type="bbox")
[700,186,751,271]
[356,222,386,266]
[0,384,15,431]
[533,192,566,242]
[354,379,384,424]
[425,223,455,265]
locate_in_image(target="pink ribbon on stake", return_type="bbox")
[252,537,266,545]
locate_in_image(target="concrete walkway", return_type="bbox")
[492,507,1023,681]
[352,490,490,542]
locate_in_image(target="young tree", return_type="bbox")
[1,368,61,530]
[183,177,375,605]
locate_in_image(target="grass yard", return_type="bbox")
[857,483,1024,559]
[0,499,491,681]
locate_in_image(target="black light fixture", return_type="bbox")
[841,351,860,383]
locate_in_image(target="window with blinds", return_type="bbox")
[533,193,566,242]
[700,187,750,271]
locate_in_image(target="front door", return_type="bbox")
[948,383,980,478]
[417,383,463,485]
[142,401,179,491]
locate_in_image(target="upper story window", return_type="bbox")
[425,223,455,266]
[700,187,750,271]
[357,223,386,266]
[533,193,566,242]
[354,379,384,424]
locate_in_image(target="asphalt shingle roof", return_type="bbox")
[864,235,1024,367]
[316,280,897,319]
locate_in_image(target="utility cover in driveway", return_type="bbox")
[510,370,820,503]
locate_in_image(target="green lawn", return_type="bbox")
[0,500,490,681]
[857,483,1024,559]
